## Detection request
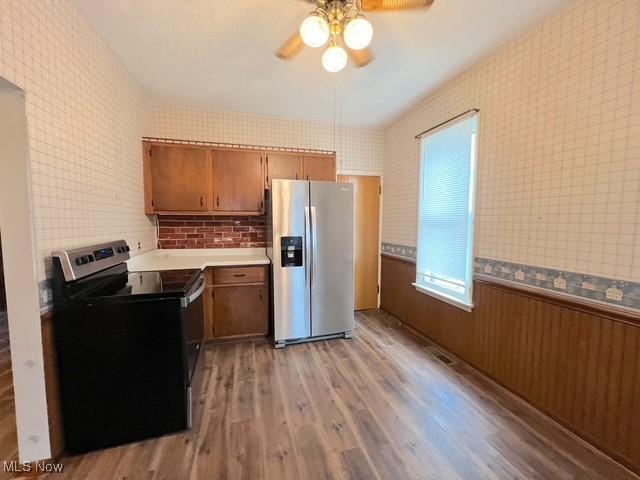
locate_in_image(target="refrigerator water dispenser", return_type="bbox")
[280,236,303,267]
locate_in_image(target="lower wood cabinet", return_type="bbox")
[204,265,269,341]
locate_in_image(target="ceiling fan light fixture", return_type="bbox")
[300,12,330,48]
[343,14,373,50]
[322,42,348,73]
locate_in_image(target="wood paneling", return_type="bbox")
[212,150,264,214]
[265,152,301,188]
[380,253,640,475]
[302,155,336,181]
[42,311,636,479]
[338,175,381,310]
[146,144,212,212]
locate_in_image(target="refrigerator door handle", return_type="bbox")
[304,206,312,287]
[311,206,318,287]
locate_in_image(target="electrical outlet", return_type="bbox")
[138,241,141,250]
[605,287,623,301]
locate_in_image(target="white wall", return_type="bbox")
[149,105,384,174]
[0,0,156,311]
[0,83,50,462]
[382,0,640,282]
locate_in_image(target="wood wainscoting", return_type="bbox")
[380,253,640,475]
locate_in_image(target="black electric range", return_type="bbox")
[51,241,204,454]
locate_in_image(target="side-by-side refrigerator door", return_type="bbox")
[309,181,354,337]
[271,180,311,342]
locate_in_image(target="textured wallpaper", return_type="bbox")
[149,105,384,174]
[0,0,157,306]
[383,0,640,282]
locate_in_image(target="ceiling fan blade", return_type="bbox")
[277,33,304,60]
[361,0,434,10]
[348,47,374,68]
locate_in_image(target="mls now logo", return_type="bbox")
[3,460,64,474]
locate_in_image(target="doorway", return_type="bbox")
[338,175,381,311]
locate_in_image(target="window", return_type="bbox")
[414,112,478,311]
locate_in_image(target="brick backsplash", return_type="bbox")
[157,216,267,249]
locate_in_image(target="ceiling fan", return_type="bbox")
[277,0,434,73]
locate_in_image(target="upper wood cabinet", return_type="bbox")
[302,155,336,181]
[143,142,337,215]
[265,153,301,188]
[212,150,264,213]
[145,144,212,213]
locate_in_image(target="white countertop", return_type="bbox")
[127,248,270,272]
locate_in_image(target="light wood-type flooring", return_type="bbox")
[36,310,637,480]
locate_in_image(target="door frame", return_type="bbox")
[338,170,383,309]
[0,79,52,461]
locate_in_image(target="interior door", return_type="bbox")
[338,175,381,310]
[309,181,354,337]
[265,153,301,188]
[302,155,336,181]
[212,150,264,213]
[149,145,210,211]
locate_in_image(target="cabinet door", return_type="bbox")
[149,145,211,211]
[302,155,336,181]
[212,285,268,338]
[265,153,301,188]
[212,150,264,213]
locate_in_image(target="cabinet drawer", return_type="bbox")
[213,266,265,285]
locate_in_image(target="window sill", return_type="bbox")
[412,283,474,312]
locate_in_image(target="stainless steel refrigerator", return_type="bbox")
[266,179,354,347]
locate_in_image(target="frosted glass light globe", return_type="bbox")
[322,44,348,73]
[343,16,373,50]
[300,13,330,48]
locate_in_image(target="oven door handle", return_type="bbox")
[180,274,206,308]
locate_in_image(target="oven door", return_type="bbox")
[181,274,205,384]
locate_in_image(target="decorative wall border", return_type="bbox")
[381,242,416,259]
[381,243,640,312]
[142,137,336,156]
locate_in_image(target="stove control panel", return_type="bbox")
[53,240,131,282]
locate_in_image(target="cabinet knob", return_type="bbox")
[216,196,220,207]
[200,196,204,207]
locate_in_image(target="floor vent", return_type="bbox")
[425,346,457,366]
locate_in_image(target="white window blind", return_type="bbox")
[415,113,478,309]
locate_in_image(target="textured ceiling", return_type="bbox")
[72,0,572,128]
